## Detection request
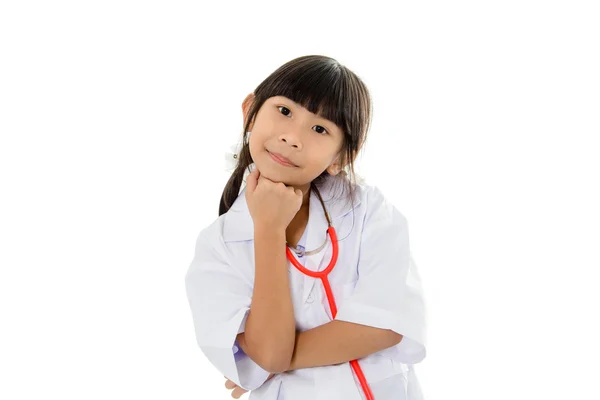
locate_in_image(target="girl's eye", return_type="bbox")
[312,125,328,135]
[277,106,329,135]
[278,106,291,116]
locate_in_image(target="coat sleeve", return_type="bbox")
[334,186,428,364]
[184,226,271,390]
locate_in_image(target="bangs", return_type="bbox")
[256,58,364,136]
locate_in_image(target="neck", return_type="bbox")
[301,185,310,208]
[289,182,311,209]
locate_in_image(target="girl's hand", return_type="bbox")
[244,168,303,231]
[224,373,276,399]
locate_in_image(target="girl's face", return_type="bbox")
[243,94,344,190]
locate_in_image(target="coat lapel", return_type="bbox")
[298,186,331,304]
[222,168,362,305]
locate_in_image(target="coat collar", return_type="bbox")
[222,168,362,305]
[223,173,361,242]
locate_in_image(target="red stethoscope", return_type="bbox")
[285,183,375,400]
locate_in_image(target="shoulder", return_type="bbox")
[354,179,409,228]
[354,178,401,211]
[192,215,229,255]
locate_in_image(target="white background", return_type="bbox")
[1,1,599,399]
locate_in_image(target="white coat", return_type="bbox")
[185,167,427,400]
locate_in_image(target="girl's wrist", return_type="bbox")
[254,224,286,237]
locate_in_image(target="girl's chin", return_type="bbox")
[255,166,294,185]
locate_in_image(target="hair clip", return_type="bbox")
[224,143,240,172]
[224,132,251,172]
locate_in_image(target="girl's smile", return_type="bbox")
[267,150,299,167]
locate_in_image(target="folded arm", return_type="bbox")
[285,320,402,371]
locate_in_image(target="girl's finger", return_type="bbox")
[245,168,259,195]
[224,379,236,389]
[231,385,249,399]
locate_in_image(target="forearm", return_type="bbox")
[242,226,295,373]
[285,320,403,371]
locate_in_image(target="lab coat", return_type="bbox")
[185,170,427,399]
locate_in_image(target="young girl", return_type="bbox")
[185,55,427,400]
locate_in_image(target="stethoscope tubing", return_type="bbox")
[286,225,375,400]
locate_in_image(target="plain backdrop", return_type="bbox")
[1,1,599,399]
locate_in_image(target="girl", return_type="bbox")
[185,55,427,400]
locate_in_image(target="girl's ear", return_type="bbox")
[242,93,255,131]
[326,154,343,176]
